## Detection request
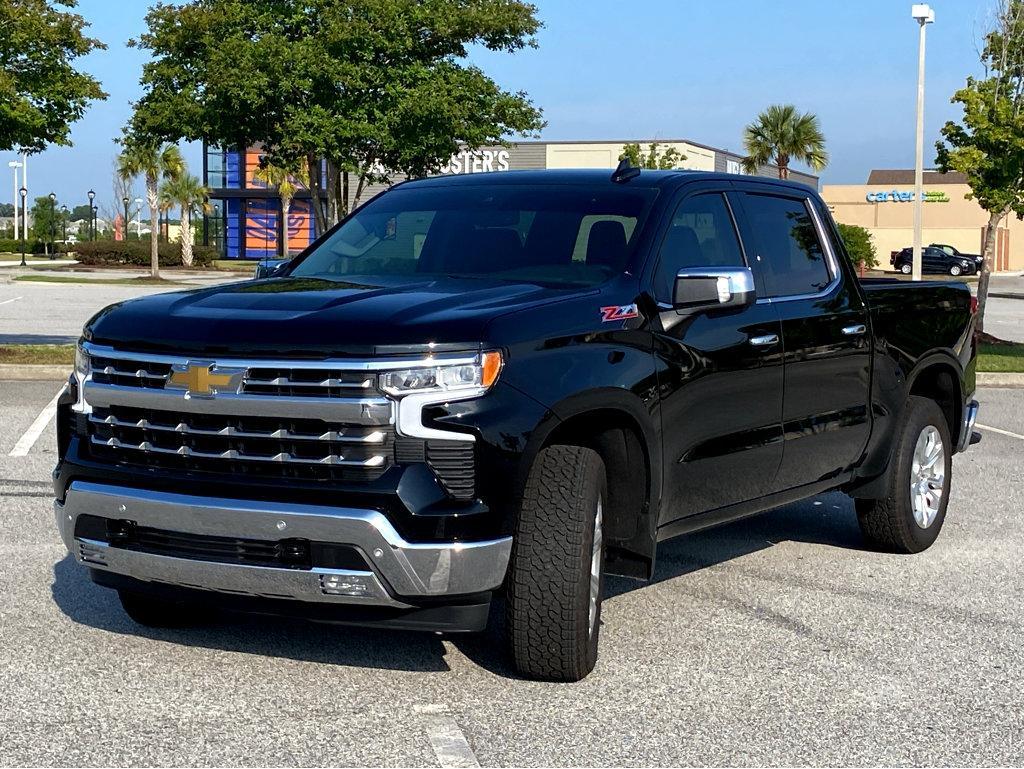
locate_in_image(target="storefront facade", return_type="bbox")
[822,169,1019,272]
[203,139,817,259]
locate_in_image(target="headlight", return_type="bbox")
[960,260,971,268]
[74,343,89,378]
[380,351,502,396]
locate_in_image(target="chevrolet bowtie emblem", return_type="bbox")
[166,361,245,398]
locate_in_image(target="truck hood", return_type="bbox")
[84,276,591,357]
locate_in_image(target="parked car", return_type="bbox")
[931,243,984,272]
[252,257,291,279]
[892,246,977,276]
[55,168,980,681]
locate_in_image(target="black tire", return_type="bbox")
[855,396,953,553]
[900,263,912,275]
[950,264,962,276]
[506,444,606,682]
[118,589,207,628]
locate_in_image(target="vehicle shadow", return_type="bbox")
[51,492,865,680]
[451,491,867,677]
[50,555,452,674]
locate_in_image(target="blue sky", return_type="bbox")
[5,0,994,214]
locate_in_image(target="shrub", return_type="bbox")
[836,223,878,270]
[72,239,217,268]
[0,239,47,254]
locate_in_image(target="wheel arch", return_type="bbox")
[906,353,964,448]
[519,388,662,579]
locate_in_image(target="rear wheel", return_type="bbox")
[506,444,606,681]
[118,589,208,627]
[855,396,952,553]
[900,263,912,275]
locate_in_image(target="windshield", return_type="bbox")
[288,184,658,288]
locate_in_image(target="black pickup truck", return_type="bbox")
[54,168,980,681]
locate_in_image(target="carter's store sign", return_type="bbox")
[866,190,950,203]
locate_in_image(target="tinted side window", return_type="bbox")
[654,193,745,299]
[742,193,831,298]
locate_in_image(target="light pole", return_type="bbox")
[911,4,935,281]
[134,196,143,238]
[122,196,129,241]
[48,192,56,259]
[7,161,21,241]
[91,205,98,240]
[60,205,68,248]
[87,189,95,240]
[18,186,27,267]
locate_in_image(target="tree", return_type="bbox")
[836,223,878,270]
[126,0,544,236]
[160,173,210,267]
[117,142,184,277]
[936,0,1024,336]
[742,104,827,179]
[0,203,14,217]
[0,0,106,153]
[30,195,62,249]
[69,204,93,220]
[618,142,685,170]
[252,161,308,255]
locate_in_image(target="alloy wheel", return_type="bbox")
[910,425,945,528]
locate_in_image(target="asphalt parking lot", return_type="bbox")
[0,381,1021,766]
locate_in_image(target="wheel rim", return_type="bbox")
[902,265,911,274]
[910,425,945,528]
[951,266,961,275]
[589,497,603,637]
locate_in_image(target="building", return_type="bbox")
[202,139,818,259]
[823,169,1018,272]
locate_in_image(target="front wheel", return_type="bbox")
[855,396,952,553]
[506,444,606,681]
[900,263,912,275]
[950,264,962,276]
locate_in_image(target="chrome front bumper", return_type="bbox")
[56,481,512,608]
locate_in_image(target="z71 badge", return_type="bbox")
[600,304,639,322]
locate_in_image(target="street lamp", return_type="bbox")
[87,189,95,240]
[18,186,27,267]
[122,196,129,241]
[60,205,68,247]
[48,192,56,259]
[91,205,98,240]
[911,3,935,281]
[134,196,143,238]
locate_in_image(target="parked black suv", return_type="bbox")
[55,169,979,681]
[892,246,977,276]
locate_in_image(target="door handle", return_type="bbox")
[748,333,779,347]
[842,324,867,336]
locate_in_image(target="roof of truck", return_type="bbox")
[399,168,817,194]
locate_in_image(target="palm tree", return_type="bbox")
[161,173,210,268]
[253,161,308,255]
[742,105,828,179]
[117,143,184,278]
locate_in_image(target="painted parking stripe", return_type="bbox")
[975,423,1024,442]
[0,296,23,306]
[9,386,65,457]
[415,705,480,768]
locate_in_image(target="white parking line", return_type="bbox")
[415,704,480,768]
[976,423,1024,441]
[9,386,65,457]
[0,296,23,306]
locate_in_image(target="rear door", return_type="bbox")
[652,183,784,521]
[731,185,871,491]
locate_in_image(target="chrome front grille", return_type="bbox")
[87,405,394,481]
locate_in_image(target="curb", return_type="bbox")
[977,372,1024,388]
[988,292,1024,301]
[0,364,70,381]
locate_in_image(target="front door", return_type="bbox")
[652,187,784,523]
[732,187,871,491]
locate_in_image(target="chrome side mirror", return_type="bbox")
[673,267,755,312]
